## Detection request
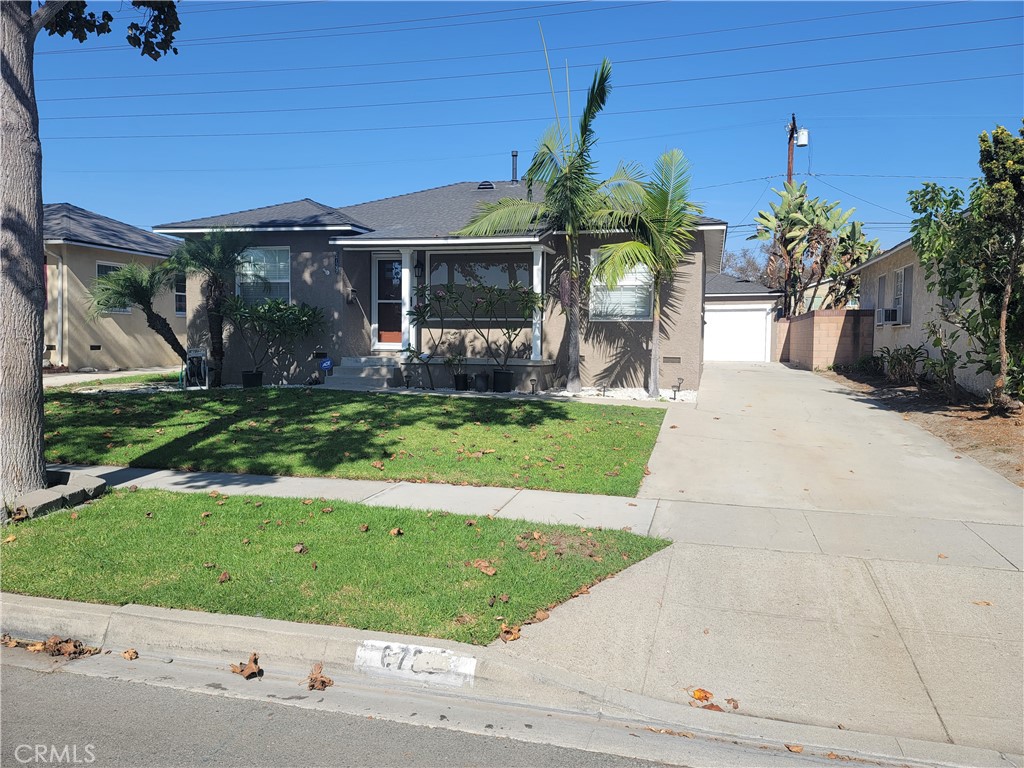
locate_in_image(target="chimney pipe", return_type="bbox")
[511,150,518,183]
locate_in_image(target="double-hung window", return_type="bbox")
[174,272,187,316]
[96,262,130,314]
[589,251,653,321]
[238,247,290,304]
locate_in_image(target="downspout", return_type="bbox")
[43,245,65,366]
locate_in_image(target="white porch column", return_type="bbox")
[399,248,414,356]
[531,246,544,361]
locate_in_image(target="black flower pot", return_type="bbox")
[492,369,514,393]
[453,373,470,391]
[473,372,489,392]
[241,370,264,389]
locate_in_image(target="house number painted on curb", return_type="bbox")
[354,640,477,687]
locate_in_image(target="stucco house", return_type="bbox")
[848,237,993,396]
[43,203,185,372]
[154,179,727,393]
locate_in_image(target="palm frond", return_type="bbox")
[593,240,658,287]
[455,197,546,237]
[88,262,174,317]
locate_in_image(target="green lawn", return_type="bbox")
[0,490,668,644]
[44,388,664,496]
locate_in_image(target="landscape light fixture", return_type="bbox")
[672,377,683,400]
[530,378,537,394]
[403,372,412,388]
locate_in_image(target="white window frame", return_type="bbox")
[893,265,911,326]
[174,272,187,317]
[95,261,131,314]
[588,250,654,322]
[423,252,535,321]
[236,246,291,304]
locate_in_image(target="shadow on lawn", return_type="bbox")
[48,387,581,478]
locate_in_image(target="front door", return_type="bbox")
[374,256,403,347]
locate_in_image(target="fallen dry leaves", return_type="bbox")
[218,571,231,584]
[293,543,308,555]
[972,600,994,606]
[230,652,262,680]
[2,534,16,544]
[498,623,520,643]
[389,527,403,537]
[469,558,497,576]
[302,662,333,691]
[122,648,139,660]
[643,726,693,738]
[26,635,100,659]
[359,524,370,532]
[785,744,804,754]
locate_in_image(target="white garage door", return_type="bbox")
[704,305,771,362]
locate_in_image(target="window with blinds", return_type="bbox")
[237,247,290,304]
[589,251,653,321]
[96,262,130,314]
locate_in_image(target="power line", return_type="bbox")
[176,1,325,15]
[809,177,912,219]
[37,15,1022,104]
[40,44,1015,120]
[35,0,963,77]
[813,173,974,180]
[41,72,1022,141]
[35,1,663,55]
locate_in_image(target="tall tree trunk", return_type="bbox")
[993,263,1014,409]
[648,291,661,399]
[141,303,187,362]
[1,1,47,515]
[565,234,581,393]
[205,282,225,387]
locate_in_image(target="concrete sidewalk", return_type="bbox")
[26,362,1024,759]
[42,367,178,389]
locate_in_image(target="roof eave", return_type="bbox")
[44,238,175,259]
[153,224,370,234]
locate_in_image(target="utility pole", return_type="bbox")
[786,113,797,185]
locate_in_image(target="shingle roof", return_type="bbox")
[340,181,548,239]
[152,183,726,240]
[341,182,727,240]
[44,203,179,258]
[845,236,913,276]
[705,272,780,296]
[154,198,368,231]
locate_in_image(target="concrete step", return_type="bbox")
[322,375,392,392]
[331,366,396,377]
[338,356,401,367]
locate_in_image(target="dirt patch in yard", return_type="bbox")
[817,370,1023,488]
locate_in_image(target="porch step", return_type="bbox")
[338,356,401,367]
[322,374,392,391]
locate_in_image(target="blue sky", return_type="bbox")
[35,0,1022,252]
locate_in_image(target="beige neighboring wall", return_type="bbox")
[43,243,185,371]
[857,241,994,397]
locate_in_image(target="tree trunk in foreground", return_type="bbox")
[649,293,662,399]
[1,1,47,516]
[142,304,188,362]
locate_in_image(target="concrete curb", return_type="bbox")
[1,592,1016,768]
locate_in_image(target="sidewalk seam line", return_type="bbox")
[802,510,827,555]
[638,546,674,697]
[961,522,1021,571]
[864,559,955,745]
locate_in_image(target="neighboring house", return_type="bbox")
[848,237,993,396]
[154,182,728,392]
[43,203,185,372]
[703,273,781,362]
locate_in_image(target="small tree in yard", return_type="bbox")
[170,231,255,388]
[1,1,179,514]
[88,263,187,363]
[909,122,1024,411]
[221,297,324,381]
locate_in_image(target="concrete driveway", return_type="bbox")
[499,363,1023,755]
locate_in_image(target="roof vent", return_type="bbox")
[477,180,495,190]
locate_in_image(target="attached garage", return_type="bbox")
[703,274,780,362]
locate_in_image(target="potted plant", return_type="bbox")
[458,282,542,393]
[222,296,325,387]
[445,353,469,391]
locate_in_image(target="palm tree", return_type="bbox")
[170,230,254,387]
[456,60,613,393]
[88,262,187,362]
[593,149,703,398]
